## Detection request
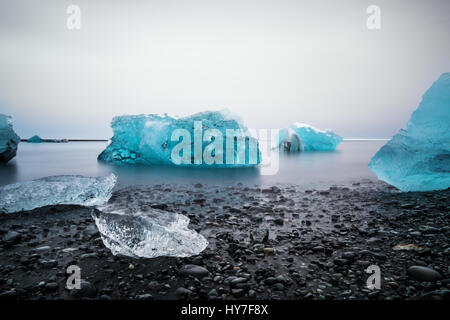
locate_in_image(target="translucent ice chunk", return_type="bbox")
[98,109,260,167]
[278,123,342,152]
[0,114,20,163]
[0,174,117,213]
[92,202,208,258]
[369,73,450,192]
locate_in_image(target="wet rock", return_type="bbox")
[407,266,442,282]
[263,248,275,255]
[35,246,51,252]
[250,228,269,243]
[40,259,58,268]
[208,289,219,297]
[179,264,210,278]
[175,287,192,298]
[136,293,153,300]
[1,231,21,247]
[83,225,99,239]
[45,282,58,292]
[420,289,450,300]
[231,288,245,297]
[274,283,285,291]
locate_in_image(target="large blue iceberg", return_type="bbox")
[98,109,261,167]
[369,73,450,192]
[278,123,342,152]
[0,114,20,163]
[0,174,117,213]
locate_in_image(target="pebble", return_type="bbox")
[407,266,442,282]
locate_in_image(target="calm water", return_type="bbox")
[0,141,386,189]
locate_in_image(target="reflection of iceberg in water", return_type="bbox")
[369,73,450,192]
[0,174,116,213]
[277,123,342,152]
[99,161,261,186]
[0,163,18,186]
[93,196,208,258]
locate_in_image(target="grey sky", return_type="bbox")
[0,0,449,139]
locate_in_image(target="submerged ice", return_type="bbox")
[92,202,208,258]
[0,174,116,213]
[369,73,450,192]
[98,109,260,167]
[278,123,342,152]
[0,114,20,163]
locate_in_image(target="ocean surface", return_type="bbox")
[0,140,386,189]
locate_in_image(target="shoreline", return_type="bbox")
[0,180,448,300]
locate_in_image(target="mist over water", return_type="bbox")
[0,140,385,189]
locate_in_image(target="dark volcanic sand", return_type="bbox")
[0,181,449,300]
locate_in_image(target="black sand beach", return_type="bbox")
[0,181,449,300]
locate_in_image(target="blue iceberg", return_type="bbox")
[278,123,342,152]
[369,73,450,192]
[98,109,261,167]
[0,174,117,213]
[27,135,44,143]
[27,135,68,143]
[0,114,20,163]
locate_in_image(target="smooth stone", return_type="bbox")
[407,266,442,282]
[178,264,210,278]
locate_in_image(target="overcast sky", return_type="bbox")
[0,0,449,139]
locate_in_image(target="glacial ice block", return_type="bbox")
[0,114,20,163]
[92,203,208,258]
[369,73,450,192]
[0,174,116,213]
[278,123,342,152]
[98,109,261,167]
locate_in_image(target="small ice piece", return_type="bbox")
[278,123,342,152]
[0,174,116,213]
[369,73,450,192]
[27,135,68,143]
[0,114,20,163]
[98,109,260,167]
[27,135,44,143]
[92,203,208,258]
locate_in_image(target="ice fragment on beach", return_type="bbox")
[369,73,450,192]
[278,123,342,152]
[0,174,116,213]
[0,114,20,163]
[92,203,208,258]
